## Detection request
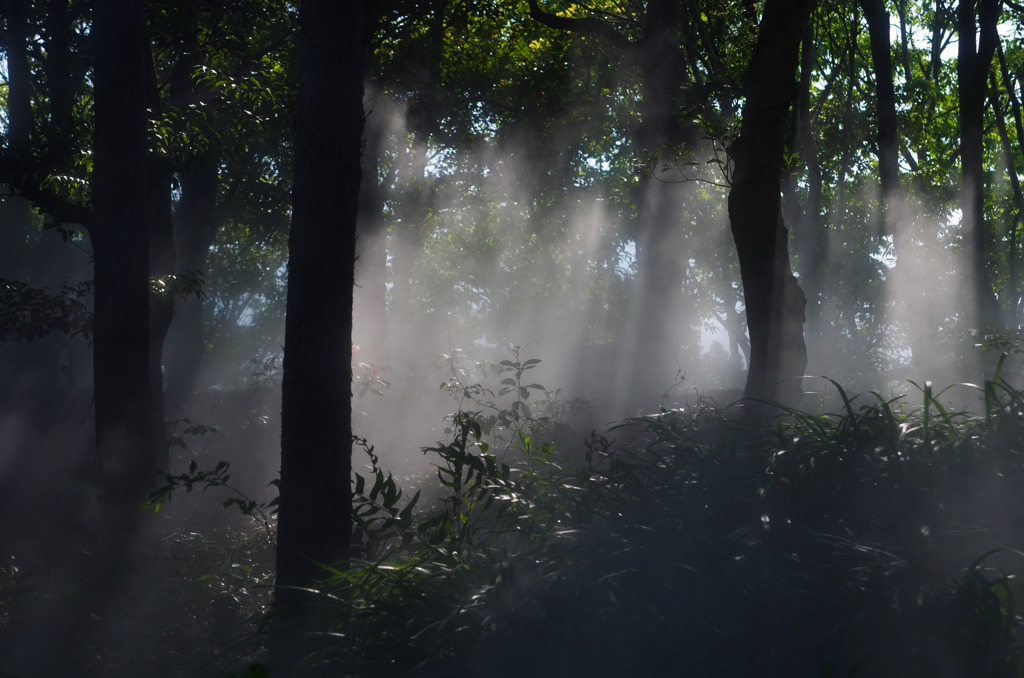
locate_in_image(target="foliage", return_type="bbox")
[441,344,552,438]
[0,277,92,341]
[352,436,420,556]
[147,418,278,543]
[150,269,206,302]
[257,369,1024,678]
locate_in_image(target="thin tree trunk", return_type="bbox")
[528,0,698,406]
[44,0,78,163]
[144,42,176,474]
[164,14,220,407]
[789,23,822,292]
[998,42,1024,323]
[990,73,1024,323]
[165,161,218,406]
[354,82,389,357]
[861,0,902,212]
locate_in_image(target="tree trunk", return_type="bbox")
[789,23,826,369]
[91,0,156,505]
[164,17,220,407]
[354,82,390,357]
[861,0,902,208]
[143,42,176,473]
[5,0,33,159]
[273,0,364,672]
[389,134,431,327]
[997,42,1024,323]
[44,0,79,163]
[958,0,1001,327]
[728,0,813,406]
[164,160,219,407]
[991,72,1024,324]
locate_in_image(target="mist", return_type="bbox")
[4,1,1024,675]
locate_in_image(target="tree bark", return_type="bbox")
[627,0,700,407]
[958,0,1001,327]
[997,41,1024,323]
[728,0,813,406]
[44,0,80,164]
[861,0,902,210]
[273,0,364,672]
[164,160,218,407]
[91,0,157,504]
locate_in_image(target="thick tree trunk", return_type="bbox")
[91,0,156,504]
[273,0,364,672]
[728,0,813,406]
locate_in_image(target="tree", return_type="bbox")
[90,0,159,504]
[860,0,902,206]
[958,0,1002,326]
[728,0,814,404]
[273,0,364,671]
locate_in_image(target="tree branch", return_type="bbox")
[526,0,632,51]
[0,160,93,233]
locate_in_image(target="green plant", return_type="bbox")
[146,459,278,543]
[441,344,553,446]
[419,411,511,546]
[353,361,391,398]
[351,436,419,555]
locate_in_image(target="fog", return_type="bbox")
[2,54,1020,678]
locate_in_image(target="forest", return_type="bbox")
[5,0,1024,675]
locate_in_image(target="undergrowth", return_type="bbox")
[13,348,1024,677]
[252,353,1024,678]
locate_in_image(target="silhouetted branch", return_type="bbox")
[0,158,93,232]
[526,0,632,50]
